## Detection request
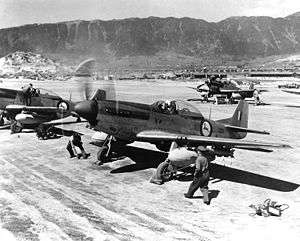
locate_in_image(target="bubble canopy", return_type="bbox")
[37,88,60,97]
[151,99,204,119]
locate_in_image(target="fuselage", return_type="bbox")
[88,100,244,143]
[197,81,255,99]
[0,87,70,126]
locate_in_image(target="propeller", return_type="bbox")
[73,60,118,127]
[196,83,209,92]
[74,58,96,101]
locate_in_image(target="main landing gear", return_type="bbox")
[10,121,23,134]
[96,135,116,165]
[0,116,4,126]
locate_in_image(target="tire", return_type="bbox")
[156,161,173,182]
[11,122,22,133]
[0,118,4,126]
[97,146,109,162]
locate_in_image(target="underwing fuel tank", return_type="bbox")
[15,113,44,125]
[167,148,198,168]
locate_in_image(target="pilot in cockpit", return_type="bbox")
[166,100,177,114]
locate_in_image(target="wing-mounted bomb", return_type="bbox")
[212,146,234,157]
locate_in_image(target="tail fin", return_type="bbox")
[218,100,269,138]
[230,100,248,128]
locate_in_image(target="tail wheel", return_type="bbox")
[156,161,173,182]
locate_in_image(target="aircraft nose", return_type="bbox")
[74,100,98,125]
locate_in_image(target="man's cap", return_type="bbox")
[197,146,209,152]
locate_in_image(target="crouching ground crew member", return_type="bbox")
[184,146,215,205]
[66,133,90,159]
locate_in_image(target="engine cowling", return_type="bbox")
[155,141,171,152]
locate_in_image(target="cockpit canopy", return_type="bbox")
[151,99,204,119]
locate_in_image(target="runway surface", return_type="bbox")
[0,79,300,241]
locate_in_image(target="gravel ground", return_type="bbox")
[0,78,299,241]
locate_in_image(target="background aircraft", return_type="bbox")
[0,59,95,133]
[281,89,300,95]
[189,76,265,103]
[73,80,288,164]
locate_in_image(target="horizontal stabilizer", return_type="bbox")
[225,125,270,135]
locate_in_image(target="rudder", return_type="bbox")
[230,100,248,128]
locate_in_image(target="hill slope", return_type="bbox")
[0,13,299,67]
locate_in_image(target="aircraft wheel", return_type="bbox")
[11,122,22,134]
[0,118,4,126]
[97,146,109,163]
[156,161,174,182]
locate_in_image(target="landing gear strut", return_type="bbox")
[96,135,116,165]
[0,117,4,126]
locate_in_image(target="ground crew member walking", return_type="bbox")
[184,146,215,205]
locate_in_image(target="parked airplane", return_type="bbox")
[0,59,95,133]
[189,76,265,103]
[73,83,289,166]
[281,89,300,95]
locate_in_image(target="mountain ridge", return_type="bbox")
[0,13,299,67]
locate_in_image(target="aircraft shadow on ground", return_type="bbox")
[52,127,82,137]
[110,146,299,192]
[110,145,168,173]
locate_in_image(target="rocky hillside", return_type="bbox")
[0,13,299,63]
[0,51,71,80]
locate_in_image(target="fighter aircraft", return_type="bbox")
[73,81,289,170]
[278,83,300,95]
[281,89,300,95]
[189,76,264,103]
[0,59,95,133]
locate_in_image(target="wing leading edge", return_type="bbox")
[136,130,290,149]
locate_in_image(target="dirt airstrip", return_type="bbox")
[0,79,300,241]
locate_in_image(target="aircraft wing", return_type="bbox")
[136,130,290,149]
[219,89,254,94]
[187,86,200,91]
[5,105,67,114]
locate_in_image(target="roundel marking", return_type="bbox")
[57,101,69,111]
[201,120,212,137]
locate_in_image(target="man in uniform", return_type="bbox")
[22,83,33,105]
[66,133,90,159]
[184,146,215,205]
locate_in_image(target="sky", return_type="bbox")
[0,0,299,29]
